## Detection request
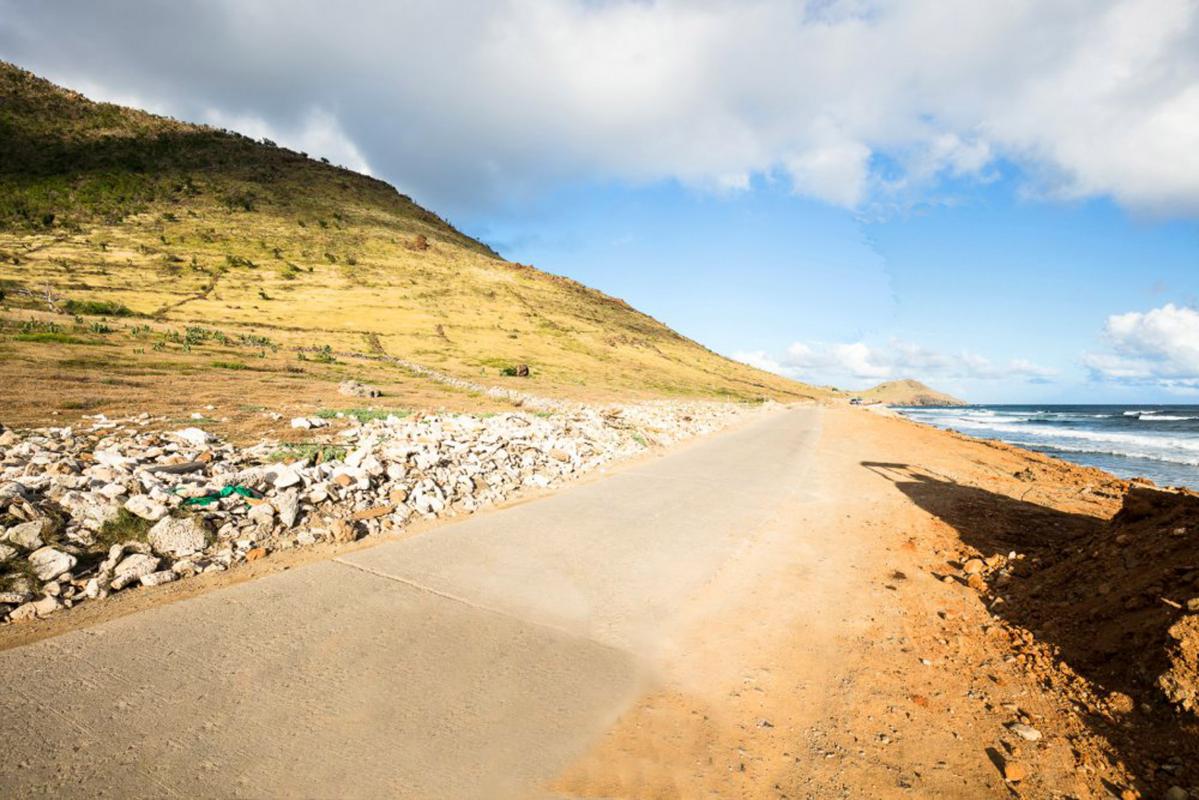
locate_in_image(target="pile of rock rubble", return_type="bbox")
[0,400,765,623]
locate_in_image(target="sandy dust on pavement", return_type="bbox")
[550,407,1135,799]
[0,405,1160,798]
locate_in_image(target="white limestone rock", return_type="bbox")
[147,516,209,558]
[114,553,161,580]
[173,428,213,447]
[140,570,177,587]
[0,590,33,605]
[272,467,303,489]
[247,502,275,528]
[4,519,48,550]
[275,490,300,528]
[9,596,60,622]
[28,547,76,581]
[124,494,168,521]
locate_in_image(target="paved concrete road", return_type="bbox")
[0,407,821,799]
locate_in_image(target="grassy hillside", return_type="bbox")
[0,62,825,432]
[855,379,966,407]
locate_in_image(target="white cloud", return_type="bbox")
[826,342,892,380]
[783,133,873,207]
[1008,358,1059,380]
[732,350,785,374]
[1,0,1196,215]
[737,338,1057,387]
[1083,303,1199,388]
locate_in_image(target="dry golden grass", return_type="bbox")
[0,311,517,442]
[0,61,828,426]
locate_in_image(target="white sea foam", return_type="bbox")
[899,406,1199,488]
[900,407,1199,467]
[1036,444,1199,467]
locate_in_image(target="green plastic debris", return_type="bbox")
[181,485,260,507]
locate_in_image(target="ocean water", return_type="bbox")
[895,405,1199,490]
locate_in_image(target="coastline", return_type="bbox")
[892,403,1199,491]
[555,407,1196,797]
[3,402,1196,796]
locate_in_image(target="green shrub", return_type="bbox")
[62,298,135,317]
[315,408,410,422]
[240,333,275,349]
[61,398,102,410]
[221,190,257,212]
[95,508,154,548]
[268,443,346,464]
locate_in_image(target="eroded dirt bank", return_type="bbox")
[552,407,1198,800]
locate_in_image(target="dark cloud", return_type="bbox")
[3,0,1197,217]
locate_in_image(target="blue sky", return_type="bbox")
[3,0,1197,402]
[461,177,1198,402]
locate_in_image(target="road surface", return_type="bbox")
[0,407,826,798]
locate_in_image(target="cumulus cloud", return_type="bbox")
[784,137,873,208]
[734,339,1056,386]
[1083,303,1199,389]
[733,350,786,375]
[1,0,1196,216]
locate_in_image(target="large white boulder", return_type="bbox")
[4,519,49,550]
[28,547,77,581]
[147,516,209,558]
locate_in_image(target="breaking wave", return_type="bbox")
[897,404,1199,488]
